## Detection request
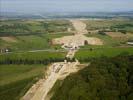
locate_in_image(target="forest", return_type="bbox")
[51,55,133,100]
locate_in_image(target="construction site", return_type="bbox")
[21,19,99,100]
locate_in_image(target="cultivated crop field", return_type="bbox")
[0,65,45,100]
[85,19,133,33]
[0,51,66,100]
[0,51,66,64]
[0,20,74,51]
[0,20,73,35]
[75,47,133,61]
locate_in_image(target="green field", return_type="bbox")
[0,65,45,100]
[85,19,133,33]
[0,19,74,51]
[85,33,131,47]
[0,51,66,64]
[0,50,66,100]
[0,33,73,51]
[0,20,73,35]
[0,19,133,51]
[75,47,133,61]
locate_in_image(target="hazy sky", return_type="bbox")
[0,0,133,13]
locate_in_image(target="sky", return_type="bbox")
[0,0,133,13]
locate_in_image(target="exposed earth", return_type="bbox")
[70,20,88,34]
[53,20,103,47]
[53,34,103,46]
[22,19,102,100]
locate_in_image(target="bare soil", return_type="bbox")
[70,20,88,34]
[0,36,17,43]
[22,61,87,100]
[22,20,100,100]
[53,34,103,46]
[53,20,103,46]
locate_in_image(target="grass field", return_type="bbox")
[0,19,74,51]
[0,65,45,100]
[0,51,66,64]
[0,33,73,51]
[0,19,70,100]
[85,19,133,33]
[0,20,73,35]
[0,50,66,100]
[75,47,133,61]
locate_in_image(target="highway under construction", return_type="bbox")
[22,20,92,100]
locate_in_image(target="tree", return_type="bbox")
[84,40,88,45]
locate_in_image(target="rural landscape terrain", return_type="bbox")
[0,1,133,99]
[0,17,133,100]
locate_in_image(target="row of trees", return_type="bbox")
[0,58,64,65]
[0,52,66,65]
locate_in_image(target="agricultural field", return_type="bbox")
[0,34,74,52]
[0,19,72,100]
[77,19,133,59]
[75,47,133,61]
[84,19,133,33]
[0,51,66,100]
[0,20,74,51]
[1,19,133,52]
[0,20,74,36]
[0,65,46,100]
[0,51,66,64]
[84,33,133,47]
[83,19,133,48]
